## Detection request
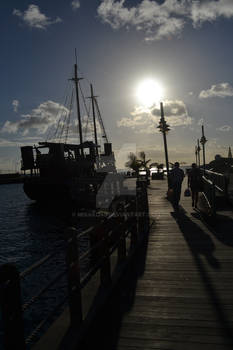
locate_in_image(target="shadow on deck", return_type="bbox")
[77,226,150,350]
[78,179,233,350]
[175,210,233,345]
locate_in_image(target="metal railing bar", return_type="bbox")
[75,200,135,241]
[80,255,106,289]
[77,225,95,239]
[22,269,66,312]
[107,212,116,220]
[205,169,225,177]
[79,237,104,262]
[78,219,130,262]
[202,192,212,210]
[214,185,224,193]
[79,227,132,289]
[108,230,131,257]
[25,294,68,345]
[202,177,213,186]
[20,253,57,279]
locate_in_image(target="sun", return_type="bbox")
[136,79,164,107]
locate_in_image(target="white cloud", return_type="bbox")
[63,114,101,141]
[217,125,232,132]
[1,101,68,135]
[71,1,81,11]
[12,100,19,112]
[97,0,186,40]
[117,100,192,134]
[13,4,62,29]
[191,0,233,26]
[199,82,233,99]
[198,118,204,126]
[97,0,233,41]
[0,137,42,148]
[0,138,18,147]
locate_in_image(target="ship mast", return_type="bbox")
[72,50,84,156]
[90,84,99,156]
[94,97,109,143]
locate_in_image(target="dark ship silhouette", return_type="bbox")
[20,57,122,210]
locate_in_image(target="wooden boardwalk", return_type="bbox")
[80,178,233,350]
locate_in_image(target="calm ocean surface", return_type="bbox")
[1,179,134,347]
[0,183,76,348]
[0,183,67,269]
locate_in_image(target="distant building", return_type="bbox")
[228,146,232,159]
[207,150,233,174]
[215,154,222,161]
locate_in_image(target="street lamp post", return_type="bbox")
[195,146,198,164]
[158,102,170,187]
[200,125,207,173]
[197,139,201,167]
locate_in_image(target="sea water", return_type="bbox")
[0,183,67,268]
[0,183,71,347]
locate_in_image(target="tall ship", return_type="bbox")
[20,57,122,210]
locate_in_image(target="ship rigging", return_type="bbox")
[20,56,120,209]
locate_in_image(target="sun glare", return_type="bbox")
[136,79,164,107]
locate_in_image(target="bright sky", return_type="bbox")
[1,0,233,171]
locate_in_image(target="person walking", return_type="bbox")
[169,162,185,211]
[188,163,202,207]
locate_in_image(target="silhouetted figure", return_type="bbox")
[169,161,184,211]
[188,163,202,207]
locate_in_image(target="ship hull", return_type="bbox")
[23,176,99,209]
[23,173,124,210]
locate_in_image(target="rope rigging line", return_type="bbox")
[94,97,109,143]
[51,83,72,142]
[79,81,92,141]
[58,99,70,143]
[45,80,72,142]
[64,88,74,144]
[58,85,74,142]
[84,99,91,140]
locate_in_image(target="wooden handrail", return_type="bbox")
[0,182,149,349]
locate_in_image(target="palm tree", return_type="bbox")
[150,162,158,167]
[125,152,141,177]
[125,151,151,180]
[139,151,151,173]
[157,163,164,173]
[138,152,151,182]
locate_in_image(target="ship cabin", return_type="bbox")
[20,141,100,178]
[21,141,116,178]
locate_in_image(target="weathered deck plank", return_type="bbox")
[79,178,233,350]
[113,178,233,350]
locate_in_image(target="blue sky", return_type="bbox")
[1,0,233,171]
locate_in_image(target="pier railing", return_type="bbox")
[0,250,67,349]
[203,169,228,197]
[0,181,149,350]
[201,175,216,218]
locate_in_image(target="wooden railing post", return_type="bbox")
[0,264,26,350]
[129,200,138,248]
[136,187,142,237]
[100,228,111,287]
[65,227,83,327]
[211,182,216,218]
[136,181,149,237]
[224,175,228,198]
[118,224,127,263]
[143,184,149,233]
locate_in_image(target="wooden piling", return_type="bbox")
[0,264,26,350]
